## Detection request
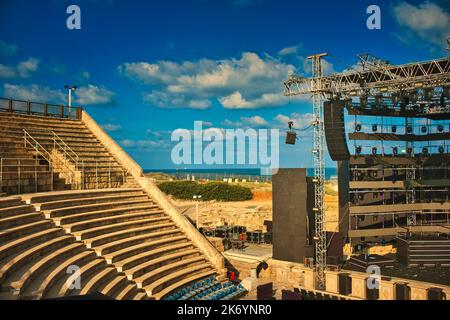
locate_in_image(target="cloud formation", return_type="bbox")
[119,52,296,110]
[0,58,40,79]
[2,83,115,106]
[392,1,450,48]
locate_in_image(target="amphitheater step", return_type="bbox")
[83,222,178,249]
[114,242,195,273]
[103,236,190,264]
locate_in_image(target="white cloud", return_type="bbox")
[119,52,296,110]
[392,1,450,47]
[75,84,115,105]
[0,40,18,57]
[102,124,122,132]
[278,45,300,56]
[0,58,40,79]
[221,115,269,128]
[3,83,114,106]
[274,112,314,130]
[3,83,66,103]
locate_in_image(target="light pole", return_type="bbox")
[64,84,77,114]
[193,195,202,229]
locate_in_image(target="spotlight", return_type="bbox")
[421,126,427,133]
[285,131,297,145]
[439,146,445,154]
[392,147,398,155]
[406,126,413,134]
[407,147,413,156]
[355,124,362,132]
[372,147,378,155]
[422,147,428,155]
[438,125,444,132]
[355,146,362,154]
[372,125,378,132]
[392,125,397,133]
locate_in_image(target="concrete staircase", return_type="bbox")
[0,111,130,194]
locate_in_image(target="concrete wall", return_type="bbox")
[81,110,226,275]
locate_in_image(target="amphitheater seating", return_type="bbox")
[164,277,247,301]
[0,112,130,194]
[0,109,223,300]
[0,188,218,300]
[0,196,146,300]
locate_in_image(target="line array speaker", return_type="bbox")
[324,100,350,161]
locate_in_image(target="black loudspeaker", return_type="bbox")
[324,100,350,161]
[272,169,313,263]
[257,283,274,300]
[395,283,410,300]
[338,273,352,295]
[428,288,443,300]
[285,131,297,145]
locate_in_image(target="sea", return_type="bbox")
[144,168,338,181]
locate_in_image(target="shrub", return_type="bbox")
[158,181,253,201]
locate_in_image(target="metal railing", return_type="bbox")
[23,129,80,188]
[0,97,82,120]
[52,130,84,171]
[0,158,53,194]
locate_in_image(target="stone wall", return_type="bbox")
[81,110,226,275]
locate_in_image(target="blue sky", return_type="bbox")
[0,0,449,170]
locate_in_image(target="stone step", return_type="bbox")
[114,242,195,273]
[83,222,178,248]
[0,235,74,284]
[0,220,53,244]
[35,192,147,211]
[103,236,190,264]
[57,258,107,297]
[135,257,207,289]
[35,250,97,299]
[124,249,200,281]
[0,228,62,261]
[0,204,34,217]
[45,199,157,218]
[94,229,183,256]
[54,205,162,227]
[10,242,86,296]
[0,212,43,230]
[0,197,23,209]
[22,188,142,204]
[65,210,166,233]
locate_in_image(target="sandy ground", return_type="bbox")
[169,180,341,233]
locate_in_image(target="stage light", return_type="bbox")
[392,147,398,155]
[355,124,362,132]
[392,125,397,133]
[407,147,413,156]
[372,147,377,155]
[438,125,444,132]
[439,146,445,154]
[372,125,378,132]
[422,147,428,155]
[406,126,413,134]
[285,131,297,145]
[421,126,427,133]
[380,87,388,93]
[356,146,362,154]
